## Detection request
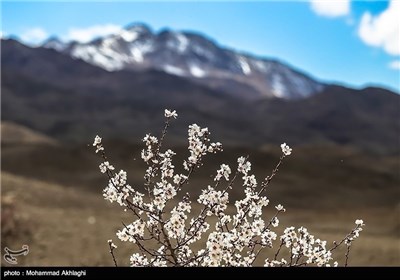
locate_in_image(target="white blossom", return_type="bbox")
[165,109,178,119]
[271,217,279,228]
[103,184,118,203]
[107,239,117,249]
[261,229,277,247]
[355,219,364,226]
[237,156,251,174]
[130,253,149,267]
[99,161,115,173]
[93,135,104,153]
[152,259,167,266]
[93,135,102,146]
[215,164,231,181]
[173,174,187,185]
[116,229,129,242]
[143,134,158,145]
[280,143,292,156]
[243,174,257,187]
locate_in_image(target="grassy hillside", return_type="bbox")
[2,141,398,209]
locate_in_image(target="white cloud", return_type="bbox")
[388,60,400,70]
[0,31,8,40]
[310,0,350,18]
[358,0,400,56]
[20,27,48,45]
[64,24,122,43]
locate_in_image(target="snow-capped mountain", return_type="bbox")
[42,36,68,52]
[3,38,399,155]
[42,23,325,99]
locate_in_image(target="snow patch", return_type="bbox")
[119,30,139,42]
[130,47,144,62]
[192,45,214,61]
[175,33,189,53]
[71,46,95,61]
[252,60,270,73]
[163,65,186,76]
[71,45,124,71]
[129,40,154,62]
[190,64,206,78]
[271,74,286,98]
[136,40,154,54]
[93,53,124,71]
[102,37,115,48]
[238,56,251,75]
[166,32,189,53]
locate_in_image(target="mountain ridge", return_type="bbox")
[2,38,399,156]
[39,22,325,100]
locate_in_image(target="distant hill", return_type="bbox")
[1,121,58,145]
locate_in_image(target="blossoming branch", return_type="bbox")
[93,109,364,267]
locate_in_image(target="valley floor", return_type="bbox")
[1,172,398,266]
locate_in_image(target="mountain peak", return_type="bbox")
[42,36,67,51]
[115,23,154,43]
[43,35,62,42]
[37,22,326,99]
[124,22,152,33]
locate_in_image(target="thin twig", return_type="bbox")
[108,242,118,267]
[344,245,351,267]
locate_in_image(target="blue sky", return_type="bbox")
[1,0,399,92]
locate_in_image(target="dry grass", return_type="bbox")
[1,171,398,266]
[1,122,58,146]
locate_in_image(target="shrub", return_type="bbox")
[1,194,31,249]
[93,109,364,267]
